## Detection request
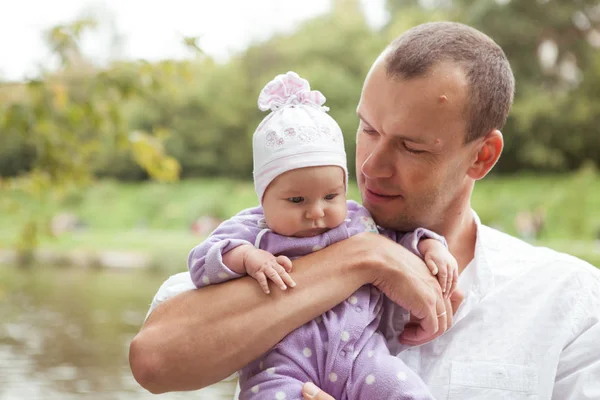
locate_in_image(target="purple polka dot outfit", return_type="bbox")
[188,200,444,400]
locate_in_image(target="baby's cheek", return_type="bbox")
[265,210,296,236]
[331,203,348,226]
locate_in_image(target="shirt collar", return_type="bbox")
[452,210,495,322]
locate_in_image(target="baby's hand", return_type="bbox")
[419,239,458,298]
[244,248,296,294]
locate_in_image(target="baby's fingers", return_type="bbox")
[448,260,459,297]
[265,265,288,291]
[278,267,296,288]
[436,261,448,295]
[425,256,439,276]
[276,255,293,272]
[273,261,296,289]
[254,271,270,294]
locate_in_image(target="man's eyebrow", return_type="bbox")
[357,110,428,145]
[356,111,373,128]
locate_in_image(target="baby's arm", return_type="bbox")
[346,203,456,296]
[187,211,295,294]
[222,244,295,294]
[391,228,457,298]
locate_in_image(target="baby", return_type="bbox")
[188,72,457,400]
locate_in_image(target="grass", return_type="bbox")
[1,171,599,271]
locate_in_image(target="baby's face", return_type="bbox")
[262,166,347,238]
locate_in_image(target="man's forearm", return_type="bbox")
[129,234,375,393]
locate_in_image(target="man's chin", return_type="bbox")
[364,205,416,232]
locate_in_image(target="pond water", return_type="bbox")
[0,266,237,400]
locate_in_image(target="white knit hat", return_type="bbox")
[253,71,348,202]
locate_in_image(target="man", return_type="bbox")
[130,22,600,399]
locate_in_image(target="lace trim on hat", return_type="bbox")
[264,125,342,148]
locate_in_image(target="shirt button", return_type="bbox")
[340,350,346,357]
[355,306,363,313]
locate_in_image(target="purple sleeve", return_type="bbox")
[187,207,264,288]
[345,201,380,236]
[394,228,448,258]
[343,200,447,258]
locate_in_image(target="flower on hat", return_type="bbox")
[258,71,327,112]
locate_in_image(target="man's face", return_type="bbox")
[356,59,480,232]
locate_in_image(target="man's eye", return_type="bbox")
[325,194,338,200]
[288,197,304,203]
[403,143,425,154]
[362,128,377,136]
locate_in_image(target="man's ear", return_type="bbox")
[467,129,503,180]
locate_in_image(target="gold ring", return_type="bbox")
[437,311,447,317]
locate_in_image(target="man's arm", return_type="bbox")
[129,232,448,394]
[552,273,600,400]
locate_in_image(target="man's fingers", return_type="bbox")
[403,291,461,345]
[450,289,464,314]
[399,322,428,344]
[302,382,334,399]
[436,300,448,333]
[400,293,450,345]
[444,294,453,327]
[399,298,442,343]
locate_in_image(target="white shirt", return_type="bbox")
[147,212,600,399]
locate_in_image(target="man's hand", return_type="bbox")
[302,382,335,399]
[400,288,464,345]
[363,233,461,343]
[244,248,296,294]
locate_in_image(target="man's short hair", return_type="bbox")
[384,21,515,143]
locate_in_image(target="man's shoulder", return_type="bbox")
[480,224,600,284]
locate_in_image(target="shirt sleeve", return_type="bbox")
[145,271,196,320]
[552,271,600,399]
[390,228,448,258]
[188,209,264,288]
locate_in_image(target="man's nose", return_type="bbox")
[361,143,394,179]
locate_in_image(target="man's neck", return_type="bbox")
[439,205,477,274]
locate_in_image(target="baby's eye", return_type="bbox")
[324,194,338,200]
[288,197,304,204]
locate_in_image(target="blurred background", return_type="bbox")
[1,0,599,399]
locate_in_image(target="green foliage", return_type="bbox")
[432,0,600,172]
[3,2,600,183]
[0,175,598,268]
[0,20,181,250]
[2,2,600,251]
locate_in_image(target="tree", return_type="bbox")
[0,19,180,253]
[384,0,600,171]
